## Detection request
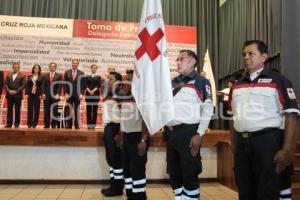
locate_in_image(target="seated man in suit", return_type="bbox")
[4,62,26,128]
[42,62,63,128]
[63,59,84,129]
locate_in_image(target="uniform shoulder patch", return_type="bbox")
[287,88,296,99]
[206,85,211,95]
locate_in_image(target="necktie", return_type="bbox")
[50,73,53,83]
[72,70,76,81]
[13,73,17,81]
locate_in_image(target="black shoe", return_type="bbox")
[101,179,114,194]
[44,126,50,128]
[126,190,133,200]
[4,125,12,128]
[14,125,19,128]
[101,186,112,194]
[75,126,80,129]
[32,125,36,128]
[102,187,123,197]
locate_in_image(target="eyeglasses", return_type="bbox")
[175,56,192,62]
[241,51,260,57]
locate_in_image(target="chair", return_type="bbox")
[20,95,29,127]
[57,97,66,129]
[80,99,86,128]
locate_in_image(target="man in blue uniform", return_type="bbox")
[166,50,214,200]
[228,40,300,200]
[120,69,149,200]
[101,72,124,197]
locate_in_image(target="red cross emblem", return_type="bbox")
[135,28,164,61]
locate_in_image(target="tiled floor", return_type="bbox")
[0,183,238,200]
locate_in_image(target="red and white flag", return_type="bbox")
[132,0,174,134]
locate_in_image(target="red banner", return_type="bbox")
[73,20,196,44]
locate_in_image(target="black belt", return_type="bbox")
[166,123,198,132]
[107,122,119,126]
[237,128,279,139]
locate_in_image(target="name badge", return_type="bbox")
[258,79,272,83]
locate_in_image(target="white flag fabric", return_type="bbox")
[219,0,227,7]
[203,49,217,106]
[132,0,174,134]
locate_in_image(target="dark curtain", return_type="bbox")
[281,0,300,99]
[0,0,200,24]
[0,0,144,21]
[197,0,219,75]
[218,0,281,81]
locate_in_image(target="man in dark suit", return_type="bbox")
[63,59,84,129]
[4,62,25,128]
[84,64,101,129]
[0,70,4,96]
[42,62,62,128]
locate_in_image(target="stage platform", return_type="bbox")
[0,128,235,189]
[0,127,230,147]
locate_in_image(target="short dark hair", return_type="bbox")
[179,49,198,68]
[126,69,134,74]
[228,79,235,84]
[243,40,268,54]
[32,64,41,76]
[49,62,57,67]
[72,58,80,63]
[12,62,20,66]
[109,72,122,81]
[90,64,97,68]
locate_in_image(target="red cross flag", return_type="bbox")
[132,0,174,135]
